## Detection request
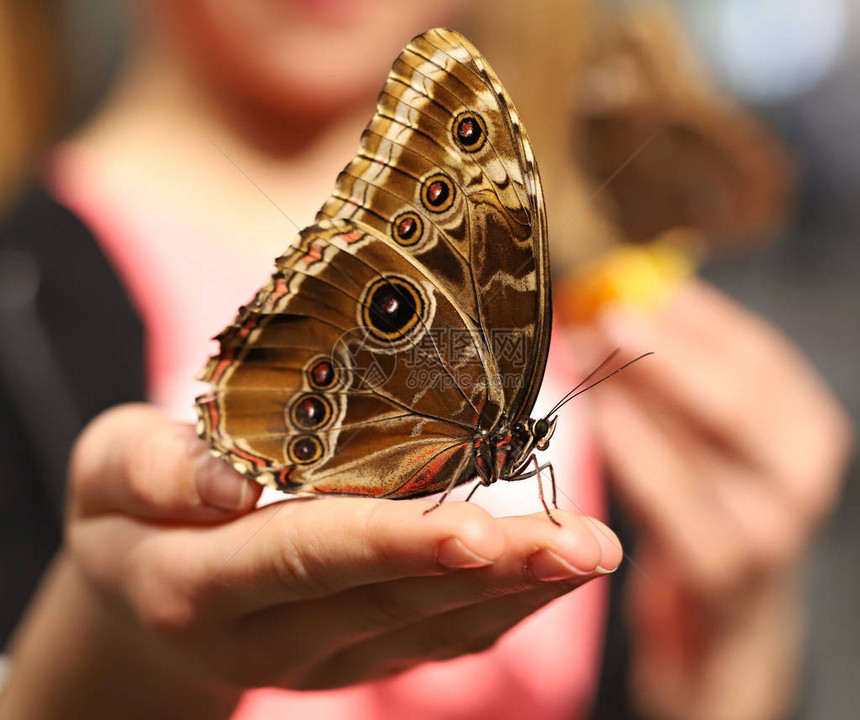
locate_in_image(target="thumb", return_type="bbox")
[69,403,262,522]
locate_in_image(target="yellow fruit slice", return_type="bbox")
[558,229,703,323]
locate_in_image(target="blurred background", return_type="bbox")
[0,1,857,716]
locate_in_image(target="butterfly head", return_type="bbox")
[533,415,558,451]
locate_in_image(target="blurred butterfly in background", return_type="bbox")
[195,28,640,523]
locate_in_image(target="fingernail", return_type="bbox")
[587,518,622,574]
[436,537,494,569]
[528,549,591,581]
[195,453,249,511]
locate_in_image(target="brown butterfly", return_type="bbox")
[196,28,571,521]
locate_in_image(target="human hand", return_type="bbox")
[62,404,621,699]
[570,279,853,720]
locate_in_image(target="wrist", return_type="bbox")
[1,553,243,720]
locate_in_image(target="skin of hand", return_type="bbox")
[571,279,854,720]
[0,404,621,719]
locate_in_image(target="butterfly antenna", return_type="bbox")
[547,348,621,417]
[549,351,655,416]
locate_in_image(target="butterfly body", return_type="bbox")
[471,414,557,487]
[196,28,557,511]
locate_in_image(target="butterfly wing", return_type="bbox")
[196,29,550,497]
[197,218,485,496]
[317,28,550,424]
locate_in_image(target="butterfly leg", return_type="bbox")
[512,456,560,526]
[464,479,483,503]
[421,475,459,516]
[547,462,558,509]
[535,460,561,527]
[422,452,474,517]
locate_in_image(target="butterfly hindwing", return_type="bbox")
[197,218,488,495]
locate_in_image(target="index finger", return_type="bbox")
[181,496,621,619]
[189,497,508,614]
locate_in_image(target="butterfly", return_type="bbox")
[197,28,576,522]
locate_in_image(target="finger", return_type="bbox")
[232,511,617,672]
[217,505,618,613]
[591,381,749,594]
[68,496,501,634]
[177,497,509,615]
[595,281,852,510]
[605,376,807,587]
[620,360,815,576]
[70,404,261,521]
[297,580,581,690]
[321,510,615,623]
[230,513,621,672]
[708,462,807,576]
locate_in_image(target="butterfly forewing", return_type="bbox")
[196,28,551,498]
[317,28,550,424]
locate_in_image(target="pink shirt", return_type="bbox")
[50,144,608,719]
